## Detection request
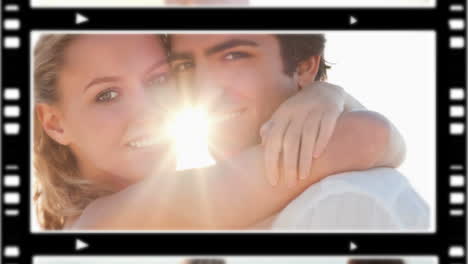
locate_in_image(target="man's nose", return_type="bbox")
[191,66,226,111]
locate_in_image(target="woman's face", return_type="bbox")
[46,34,176,188]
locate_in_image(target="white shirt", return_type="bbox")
[270,167,430,231]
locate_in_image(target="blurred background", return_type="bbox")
[325,31,436,226]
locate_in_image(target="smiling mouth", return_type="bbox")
[126,137,161,149]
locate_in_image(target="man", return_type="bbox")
[168,34,401,174]
[168,33,429,230]
[169,35,350,160]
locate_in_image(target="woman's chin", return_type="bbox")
[133,156,176,177]
[125,143,175,166]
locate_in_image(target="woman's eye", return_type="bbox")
[173,62,193,73]
[224,52,250,61]
[96,90,119,102]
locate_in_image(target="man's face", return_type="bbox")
[170,34,300,159]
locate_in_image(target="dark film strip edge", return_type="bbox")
[2,1,24,264]
[446,1,467,264]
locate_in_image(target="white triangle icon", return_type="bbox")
[76,13,88,24]
[350,16,357,25]
[76,239,88,251]
[350,241,357,251]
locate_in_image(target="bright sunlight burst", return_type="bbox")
[168,107,216,171]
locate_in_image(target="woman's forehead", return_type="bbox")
[59,35,168,86]
[64,34,165,65]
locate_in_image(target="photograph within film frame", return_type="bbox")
[1,1,466,264]
[28,29,437,234]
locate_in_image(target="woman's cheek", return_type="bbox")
[80,105,127,146]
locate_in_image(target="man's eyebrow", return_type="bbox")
[205,39,259,56]
[168,52,193,62]
[84,76,121,92]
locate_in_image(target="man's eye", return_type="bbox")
[224,52,250,61]
[96,90,119,102]
[173,62,194,73]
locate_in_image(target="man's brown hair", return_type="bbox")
[275,34,330,80]
[163,34,330,81]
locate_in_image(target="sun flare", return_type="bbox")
[168,107,216,171]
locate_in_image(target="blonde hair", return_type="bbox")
[33,34,111,229]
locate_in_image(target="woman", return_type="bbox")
[34,34,405,230]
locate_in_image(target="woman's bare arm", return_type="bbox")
[343,91,405,168]
[71,110,396,230]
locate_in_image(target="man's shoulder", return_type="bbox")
[271,168,430,231]
[318,167,409,199]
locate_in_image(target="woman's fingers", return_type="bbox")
[260,120,273,145]
[281,111,309,187]
[298,112,322,180]
[313,110,341,159]
[265,115,290,186]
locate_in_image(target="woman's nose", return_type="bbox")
[127,84,167,122]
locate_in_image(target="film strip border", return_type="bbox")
[1,2,467,264]
[3,0,23,263]
[447,0,467,264]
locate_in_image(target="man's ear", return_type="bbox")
[36,104,71,146]
[294,55,321,89]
